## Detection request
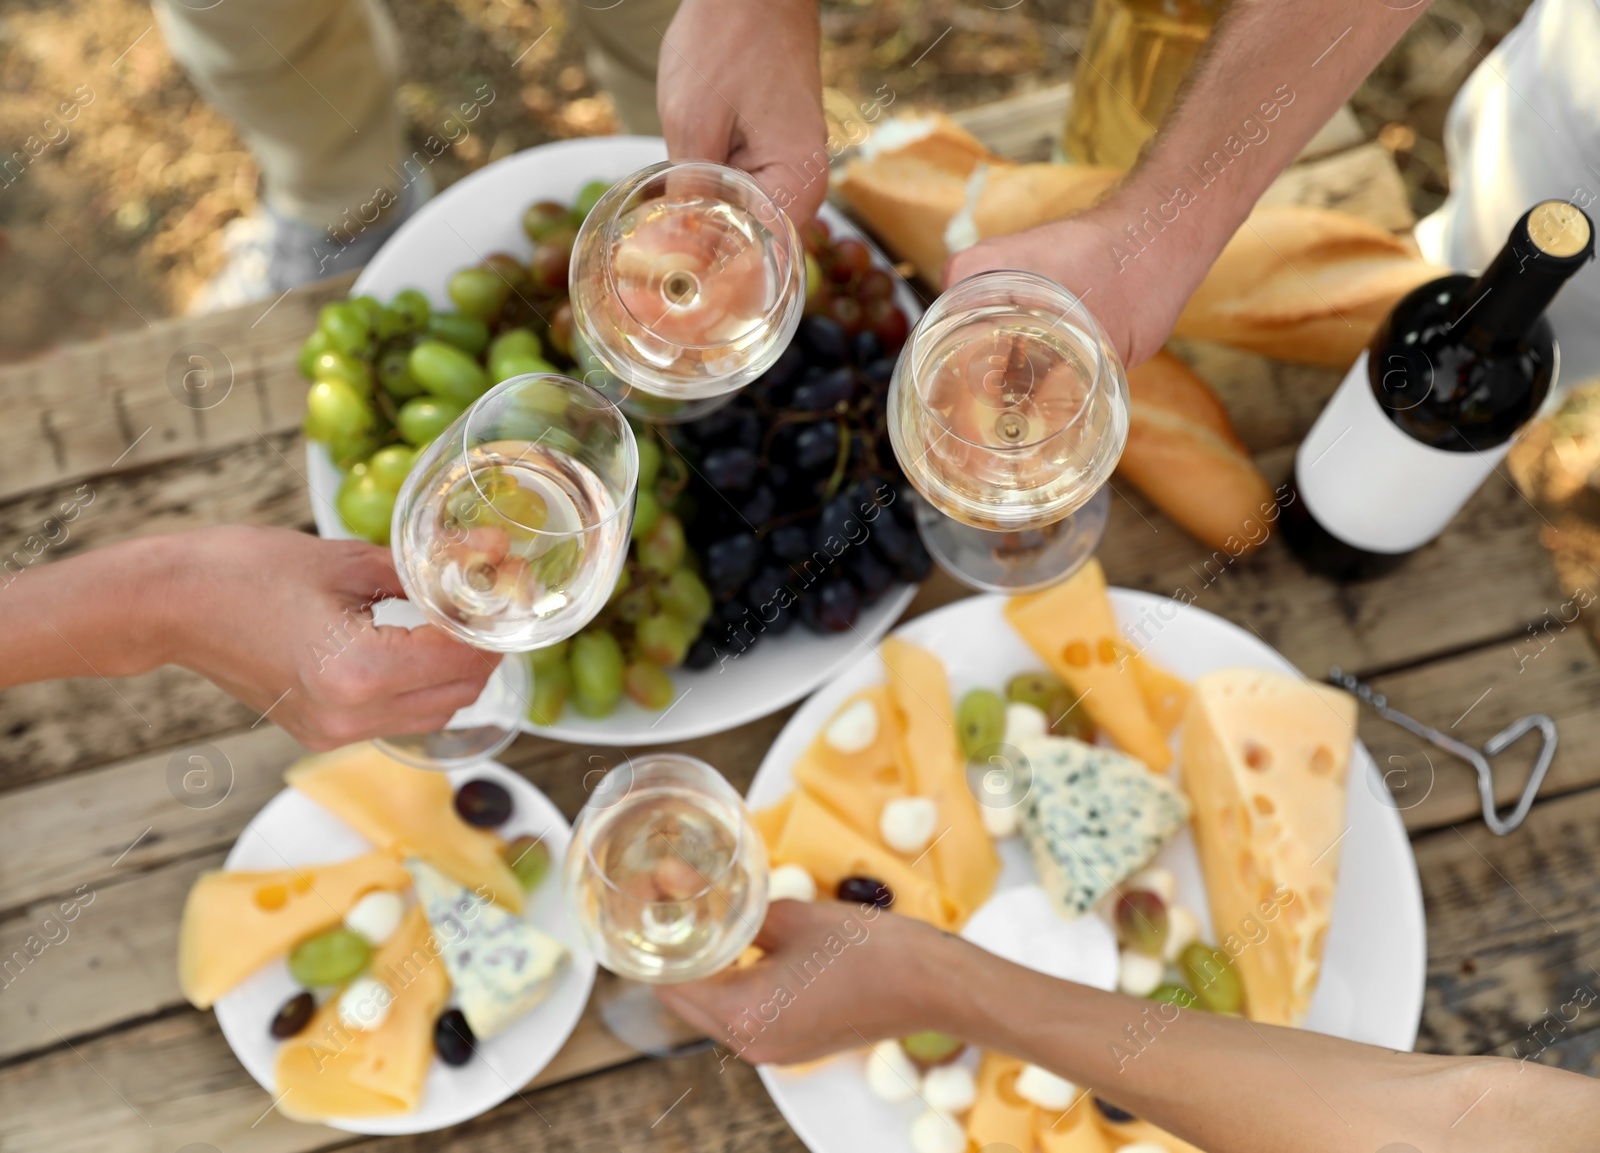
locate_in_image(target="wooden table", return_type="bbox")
[3,96,1597,1153]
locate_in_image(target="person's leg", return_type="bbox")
[564,0,684,135]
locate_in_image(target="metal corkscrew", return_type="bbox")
[1327,666,1557,835]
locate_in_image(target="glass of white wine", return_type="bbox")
[563,752,769,1053]
[568,159,805,423]
[378,372,638,769]
[887,270,1129,592]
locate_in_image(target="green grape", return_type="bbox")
[1049,690,1094,740]
[366,444,416,491]
[570,631,625,715]
[409,339,489,405]
[636,612,693,668]
[391,287,431,331]
[526,660,571,726]
[659,568,712,625]
[311,350,373,395]
[522,199,570,243]
[636,436,662,490]
[631,488,661,539]
[398,397,464,447]
[1179,943,1244,1014]
[637,512,686,574]
[337,467,397,544]
[956,689,1006,760]
[625,660,676,709]
[490,353,557,384]
[803,252,827,315]
[329,431,382,472]
[531,536,581,586]
[318,301,371,356]
[527,638,570,671]
[448,265,511,321]
[350,295,384,327]
[305,379,373,443]
[505,836,552,890]
[298,328,332,379]
[288,927,371,987]
[612,583,654,623]
[426,311,491,356]
[1006,671,1067,716]
[571,179,612,222]
[454,465,549,531]
[1149,983,1198,1010]
[377,346,425,398]
[488,329,543,378]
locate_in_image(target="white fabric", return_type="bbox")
[1414,0,1600,387]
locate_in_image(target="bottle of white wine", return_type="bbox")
[1282,200,1594,581]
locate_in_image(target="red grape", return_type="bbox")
[802,219,831,256]
[857,267,895,303]
[865,298,909,348]
[827,295,865,334]
[830,238,872,283]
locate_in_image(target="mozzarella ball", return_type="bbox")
[865,1039,920,1103]
[881,797,939,855]
[825,699,879,754]
[768,863,818,903]
[1118,950,1165,997]
[909,1110,966,1153]
[981,801,1020,839]
[1128,866,1176,905]
[920,1063,977,1115]
[1163,905,1201,964]
[1014,1063,1077,1110]
[343,890,404,946]
[336,976,394,1032]
[1004,702,1049,744]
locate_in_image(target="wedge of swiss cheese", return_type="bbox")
[286,743,522,912]
[1179,668,1356,1026]
[965,1053,1037,1152]
[178,851,411,1008]
[1005,560,1171,769]
[274,904,450,1121]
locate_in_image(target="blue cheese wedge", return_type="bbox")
[1018,737,1189,918]
[405,859,566,1039]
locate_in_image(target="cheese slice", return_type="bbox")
[274,904,450,1121]
[1093,1112,1209,1153]
[1179,668,1355,1026]
[881,637,1000,926]
[406,859,566,1039]
[1018,736,1190,918]
[763,790,963,929]
[792,686,910,841]
[287,743,522,913]
[1006,560,1171,769]
[178,851,410,1008]
[966,1052,1037,1153]
[1038,1100,1113,1153]
[1124,647,1191,736]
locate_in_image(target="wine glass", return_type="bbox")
[563,752,769,1053]
[378,372,638,769]
[568,159,804,423]
[886,271,1129,592]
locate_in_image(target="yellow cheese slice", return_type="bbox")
[966,1052,1037,1152]
[791,686,909,841]
[1005,560,1171,769]
[1094,1113,1209,1153]
[287,743,522,913]
[752,793,794,851]
[881,637,999,926]
[1179,668,1356,1026]
[764,790,963,929]
[1040,1100,1114,1153]
[178,851,410,1009]
[274,904,451,1122]
[1123,646,1191,736]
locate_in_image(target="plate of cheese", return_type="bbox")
[178,745,595,1134]
[746,562,1425,1153]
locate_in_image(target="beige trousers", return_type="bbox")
[154,0,681,229]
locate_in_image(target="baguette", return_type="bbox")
[1117,350,1277,552]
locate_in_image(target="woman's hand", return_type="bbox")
[656,900,959,1065]
[656,0,828,224]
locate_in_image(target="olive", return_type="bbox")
[434,1008,476,1066]
[1094,1097,1136,1124]
[837,875,894,909]
[454,778,514,827]
[269,991,316,1039]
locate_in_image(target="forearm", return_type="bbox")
[923,934,1598,1153]
[0,534,182,688]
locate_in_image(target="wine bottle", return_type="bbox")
[1281,200,1594,581]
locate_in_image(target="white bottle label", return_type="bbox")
[1294,351,1523,554]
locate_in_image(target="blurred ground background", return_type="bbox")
[0,0,1533,364]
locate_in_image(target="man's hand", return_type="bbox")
[656,0,828,224]
[171,526,493,749]
[656,900,956,1065]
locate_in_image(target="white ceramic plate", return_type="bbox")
[306,135,920,746]
[214,760,596,1135]
[748,591,1427,1153]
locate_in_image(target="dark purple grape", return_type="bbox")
[761,598,797,636]
[811,579,860,633]
[869,512,916,565]
[1094,1099,1136,1124]
[705,533,762,596]
[851,330,883,365]
[896,534,934,583]
[717,601,761,653]
[865,357,896,384]
[794,423,839,471]
[792,367,856,413]
[850,548,894,602]
[270,991,315,1039]
[434,1009,476,1066]
[799,315,849,367]
[813,494,864,552]
[745,566,795,611]
[685,636,718,670]
[454,779,513,827]
[768,524,811,563]
[758,343,804,393]
[738,485,776,527]
[837,875,894,909]
[702,447,760,492]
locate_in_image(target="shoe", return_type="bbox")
[190,169,434,313]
